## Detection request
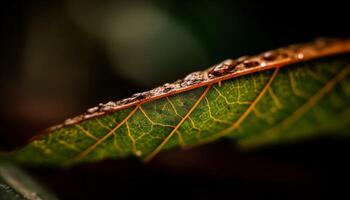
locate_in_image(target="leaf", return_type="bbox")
[2,38,350,166]
[0,163,59,200]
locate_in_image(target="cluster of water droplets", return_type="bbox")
[59,38,347,127]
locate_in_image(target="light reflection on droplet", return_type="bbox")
[297,53,304,59]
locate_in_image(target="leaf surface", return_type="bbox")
[2,38,350,166]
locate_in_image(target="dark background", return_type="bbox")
[1,0,349,199]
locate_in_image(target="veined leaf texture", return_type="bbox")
[2,38,350,166]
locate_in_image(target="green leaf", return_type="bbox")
[2,38,350,166]
[0,163,59,200]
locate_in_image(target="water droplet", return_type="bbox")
[297,53,304,59]
[163,84,174,93]
[209,65,226,76]
[222,59,237,66]
[184,71,205,82]
[242,61,260,68]
[87,107,99,113]
[262,52,277,61]
[150,87,166,96]
[208,60,237,77]
[64,118,75,124]
[132,93,146,100]
[234,65,246,71]
[105,101,116,107]
[119,98,133,105]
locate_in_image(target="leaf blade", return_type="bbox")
[144,85,212,161]
[236,63,350,148]
[3,38,350,166]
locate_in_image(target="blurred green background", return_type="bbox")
[1,1,349,199]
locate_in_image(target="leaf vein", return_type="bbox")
[66,105,139,165]
[144,85,212,161]
[240,65,350,147]
[193,68,280,146]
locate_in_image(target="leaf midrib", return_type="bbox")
[56,60,350,163]
[40,38,350,132]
